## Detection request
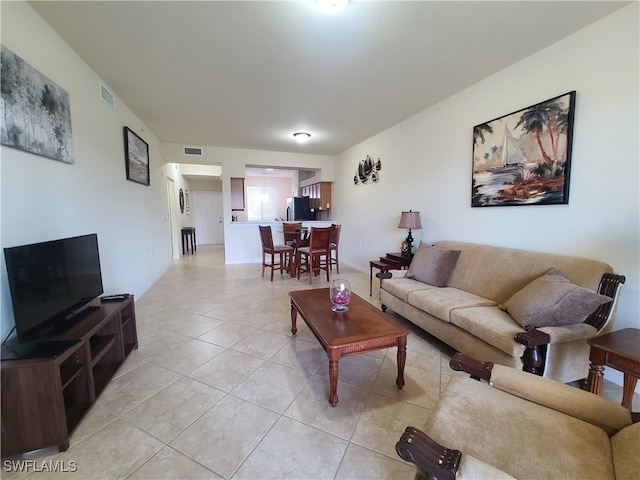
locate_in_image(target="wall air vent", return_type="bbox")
[100,83,114,108]
[183,146,203,156]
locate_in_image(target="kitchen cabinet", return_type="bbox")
[301,182,331,211]
[230,177,245,211]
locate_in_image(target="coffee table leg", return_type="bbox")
[396,336,407,389]
[328,350,340,406]
[291,303,298,335]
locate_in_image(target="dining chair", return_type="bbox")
[259,225,294,281]
[283,222,303,275]
[329,223,341,273]
[283,222,302,247]
[296,226,332,284]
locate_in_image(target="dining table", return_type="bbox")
[288,227,310,276]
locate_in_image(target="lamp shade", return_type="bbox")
[398,211,422,230]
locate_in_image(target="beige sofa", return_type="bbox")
[380,241,625,382]
[396,354,639,480]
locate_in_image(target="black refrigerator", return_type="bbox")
[286,197,313,221]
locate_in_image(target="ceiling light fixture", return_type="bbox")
[316,0,349,13]
[293,132,311,144]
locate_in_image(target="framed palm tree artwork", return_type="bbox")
[472,91,576,207]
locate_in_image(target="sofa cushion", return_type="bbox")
[450,306,527,357]
[408,288,496,323]
[500,268,612,329]
[423,376,615,480]
[381,277,435,303]
[611,422,640,480]
[404,242,461,287]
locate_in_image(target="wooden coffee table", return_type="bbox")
[289,288,409,406]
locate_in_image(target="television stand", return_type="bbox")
[68,304,101,322]
[1,296,137,457]
[2,339,81,360]
[54,305,102,334]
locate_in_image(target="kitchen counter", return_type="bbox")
[225,221,332,264]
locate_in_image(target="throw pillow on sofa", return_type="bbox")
[501,268,612,329]
[405,242,461,287]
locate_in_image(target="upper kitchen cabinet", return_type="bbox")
[230,177,245,211]
[301,182,331,210]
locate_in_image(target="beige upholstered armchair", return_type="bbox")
[396,353,639,480]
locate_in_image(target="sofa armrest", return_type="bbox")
[456,454,517,480]
[396,426,461,480]
[514,329,551,375]
[489,362,632,436]
[449,353,493,381]
[396,426,515,480]
[389,269,407,279]
[538,322,598,343]
[449,353,632,436]
[585,273,625,331]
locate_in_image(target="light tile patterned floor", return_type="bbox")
[4,245,637,479]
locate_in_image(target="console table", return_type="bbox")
[0,297,138,456]
[369,252,413,296]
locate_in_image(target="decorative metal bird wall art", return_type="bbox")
[354,155,382,185]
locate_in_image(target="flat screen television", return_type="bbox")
[3,234,104,352]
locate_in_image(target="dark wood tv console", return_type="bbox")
[1,297,137,457]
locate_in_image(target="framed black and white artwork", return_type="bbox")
[1,45,74,163]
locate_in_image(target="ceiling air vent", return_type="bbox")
[183,146,203,156]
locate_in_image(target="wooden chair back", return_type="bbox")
[283,222,302,246]
[309,226,332,251]
[259,225,274,251]
[330,224,341,246]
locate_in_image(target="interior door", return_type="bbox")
[194,191,223,244]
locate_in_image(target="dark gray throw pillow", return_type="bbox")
[404,242,461,287]
[501,268,612,329]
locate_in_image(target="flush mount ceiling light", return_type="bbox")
[293,132,311,144]
[316,0,349,13]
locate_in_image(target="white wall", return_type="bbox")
[334,5,639,336]
[1,3,173,338]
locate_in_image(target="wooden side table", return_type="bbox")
[369,252,412,296]
[586,328,640,410]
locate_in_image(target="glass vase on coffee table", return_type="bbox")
[330,279,351,312]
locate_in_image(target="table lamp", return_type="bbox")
[398,210,422,256]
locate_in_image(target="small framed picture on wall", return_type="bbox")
[123,127,150,186]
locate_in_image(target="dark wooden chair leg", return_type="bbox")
[270,252,275,281]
